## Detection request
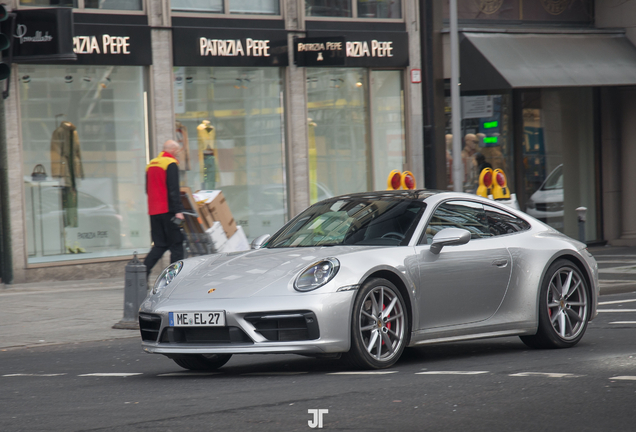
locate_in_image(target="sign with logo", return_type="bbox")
[294,33,408,67]
[71,23,152,65]
[172,26,288,67]
[11,8,76,62]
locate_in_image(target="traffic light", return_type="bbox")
[491,169,511,200]
[476,167,493,198]
[0,5,11,81]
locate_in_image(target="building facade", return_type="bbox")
[1,0,423,283]
[430,0,636,245]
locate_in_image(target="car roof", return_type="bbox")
[321,189,443,202]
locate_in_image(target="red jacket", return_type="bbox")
[146,151,184,215]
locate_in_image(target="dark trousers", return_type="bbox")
[144,213,184,276]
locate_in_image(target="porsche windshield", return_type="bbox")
[267,198,426,248]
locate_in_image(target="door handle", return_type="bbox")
[492,259,508,268]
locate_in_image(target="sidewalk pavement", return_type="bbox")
[1,246,635,351]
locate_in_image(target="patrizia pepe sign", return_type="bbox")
[172,26,288,67]
[294,35,408,67]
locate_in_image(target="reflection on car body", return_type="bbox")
[139,189,599,370]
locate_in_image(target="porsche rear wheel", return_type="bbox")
[172,354,232,371]
[521,259,590,349]
[344,278,408,369]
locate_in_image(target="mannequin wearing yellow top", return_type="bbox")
[197,120,218,189]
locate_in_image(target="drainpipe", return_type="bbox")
[0,92,12,284]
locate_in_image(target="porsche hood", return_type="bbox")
[167,246,376,300]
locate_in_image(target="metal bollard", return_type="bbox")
[576,207,587,243]
[113,252,147,330]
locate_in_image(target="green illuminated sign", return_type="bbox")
[483,121,498,129]
[483,136,498,144]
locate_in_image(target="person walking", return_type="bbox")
[144,140,185,278]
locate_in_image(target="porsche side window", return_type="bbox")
[421,201,491,244]
[484,205,531,236]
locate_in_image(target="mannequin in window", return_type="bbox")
[197,120,217,190]
[175,121,190,185]
[51,121,84,229]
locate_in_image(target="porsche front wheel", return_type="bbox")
[172,354,232,371]
[344,278,408,369]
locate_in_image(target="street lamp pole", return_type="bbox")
[449,0,463,192]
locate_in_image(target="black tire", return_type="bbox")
[172,354,232,371]
[343,278,409,369]
[520,259,590,349]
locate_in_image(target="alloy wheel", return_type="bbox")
[358,285,406,362]
[547,266,588,341]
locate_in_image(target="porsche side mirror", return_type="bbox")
[251,234,271,250]
[430,228,471,254]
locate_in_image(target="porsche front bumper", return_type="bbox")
[139,290,356,356]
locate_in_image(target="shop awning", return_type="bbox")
[460,32,636,91]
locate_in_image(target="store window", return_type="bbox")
[521,88,597,241]
[171,0,280,14]
[306,68,406,199]
[306,0,401,18]
[445,93,513,194]
[19,0,143,10]
[174,67,285,240]
[20,65,149,263]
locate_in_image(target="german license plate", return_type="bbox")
[169,311,225,327]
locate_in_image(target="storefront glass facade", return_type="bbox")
[521,88,597,241]
[174,66,286,240]
[19,0,143,9]
[305,0,401,18]
[445,93,514,194]
[307,68,405,200]
[20,65,149,263]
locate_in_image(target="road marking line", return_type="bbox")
[158,372,223,377]
[597,309,636,313]
[599,298,636,305]
[610,376,636,381]
[609,321,636,324]
[328,371,398,375]
[415,371,489,375]
[3,373,67,377]
[509,372,581,378]
[241,372,308,376]
[78,373,143,377]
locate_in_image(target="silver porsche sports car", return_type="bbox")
[139,190,599,370]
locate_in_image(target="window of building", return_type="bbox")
[174,66,286,240]
[520,88,597,241]
[306,68,406,201]
[20,65,149,263]
[20,0,143,10]
[444,93,514,194]
[171,0,280,15]
[306,0,401,18]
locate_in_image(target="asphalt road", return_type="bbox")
[2,291,635,432]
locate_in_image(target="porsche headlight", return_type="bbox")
[294,258,340,292]
[152,261,183,295]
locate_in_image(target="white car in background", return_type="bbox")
[526,164,563,229]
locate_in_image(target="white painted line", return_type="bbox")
[241,372,308,376]
[3,373,67,377]
[78,373,143,377]
[609,321,636,325]
[597,309,636,313]
[599,299,636,305]
[415,371,489,375]
[509,372,581,378]
[158,372,223,377]
[328,371,399,375]
[609,376,636,381]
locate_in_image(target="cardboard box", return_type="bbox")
[193,190,237,238]
[205,221,227,252]
[218,226,250,253]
